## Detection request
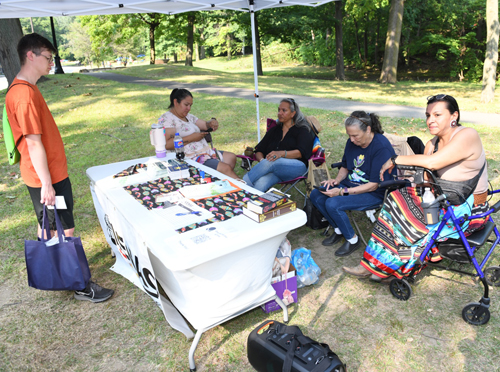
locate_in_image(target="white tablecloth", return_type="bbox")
[87,154,306,335]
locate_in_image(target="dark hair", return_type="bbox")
[426,94,461,125]
[17,33,56,65]
[344,111,383,134]
[169,88,193,109]
[278,98,310,131]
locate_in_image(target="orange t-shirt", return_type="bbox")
[6,78,68,187]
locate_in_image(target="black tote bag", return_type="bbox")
[25,206,91,291]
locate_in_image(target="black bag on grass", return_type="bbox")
[304,198,329,230]
[248,320,345,372]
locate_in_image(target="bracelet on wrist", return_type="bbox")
[391,155,398,166]
[284,150,287,158]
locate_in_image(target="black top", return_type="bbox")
[254,124,315,166]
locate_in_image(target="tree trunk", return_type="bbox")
[379,0,405,84]
[185,12,195,67]
[173,52,178,63]
[481,0,499,104]
[254,12,263,76]
[353,18,362,64]
[326,27,331,49]
[375,9,380,65]
[334,0,345,80]
[363,13,369,65]
[0,18,23,86]
[149,23,156,65]
[227,24,231,61]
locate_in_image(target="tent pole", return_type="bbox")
[249,0,261,142]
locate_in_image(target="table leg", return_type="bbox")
[189,328,206,371]
[274,295,289,323]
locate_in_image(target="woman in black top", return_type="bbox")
[242,98,315,192]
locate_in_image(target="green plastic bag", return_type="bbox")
[2,104,20,165]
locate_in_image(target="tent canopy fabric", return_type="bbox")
[0,0,334,18]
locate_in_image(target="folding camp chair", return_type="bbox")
[236,118,324,207]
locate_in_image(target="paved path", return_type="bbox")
[88,71,500,126]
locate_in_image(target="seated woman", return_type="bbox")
[343,94,489,282]
[158,88,239,179]
[243,98,315,192]
[310,111,396,257]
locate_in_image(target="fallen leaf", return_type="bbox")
[82,92,92,96]
[5,196,16,199]
[64,84,72,88]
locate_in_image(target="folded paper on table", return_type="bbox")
[179,180,241,200]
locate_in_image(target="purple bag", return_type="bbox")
[24,206,91,291]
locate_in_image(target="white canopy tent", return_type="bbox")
[0,0,335,141]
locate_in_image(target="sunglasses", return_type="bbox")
[427,94,447,103]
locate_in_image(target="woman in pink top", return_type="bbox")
[343,94,489,283]
[158,88,239,179]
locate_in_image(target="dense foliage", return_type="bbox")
[20,0,497,81]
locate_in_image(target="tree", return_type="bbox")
[185,12,195,66]
[379,0,404,83]
[0,19,23,86]
[481,0,499,103]
[335,0,345,80]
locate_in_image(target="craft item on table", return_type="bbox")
[146,159,170,178]
[179,180,241,201]
[123,166,218,210]
[246,188,289,214]
[113,163,147,178]
[242,201,297,223]
[167,159,190,180]
[176,190,260,233]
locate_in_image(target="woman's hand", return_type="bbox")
[321,186,342,197]
[188,132,209,143]
[266,151,285,162]
[322,179,339,188]
[208,118,219,131]
[379,158,395,181]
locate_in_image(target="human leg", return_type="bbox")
[27,177,75,238]
[203,157,239,179]
[244,158,306,189]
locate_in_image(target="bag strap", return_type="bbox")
[41,205,66,244]
[6,82,35,149]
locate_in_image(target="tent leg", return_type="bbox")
[274,295,289,323]
[188,328,206,371]
[249,3,261,142]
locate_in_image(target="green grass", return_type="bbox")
[110,57,500,114]
[0,72,499,371]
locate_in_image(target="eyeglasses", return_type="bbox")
[38,53,54,64]
[427,94,447,103]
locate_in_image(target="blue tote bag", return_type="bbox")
[25,206,91,291]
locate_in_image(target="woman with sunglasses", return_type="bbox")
[343,94,489,283]
[243,98,315,192]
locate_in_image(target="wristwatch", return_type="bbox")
[391,155,398,166]
[343,187,349,196]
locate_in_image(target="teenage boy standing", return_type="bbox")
[5,33,114,303]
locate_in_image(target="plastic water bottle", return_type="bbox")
[422,187,439,224]
[173,133,185,161]
[423,187,435,204]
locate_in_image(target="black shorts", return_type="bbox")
[27,177,75,231]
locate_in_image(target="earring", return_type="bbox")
[450,120,457,127]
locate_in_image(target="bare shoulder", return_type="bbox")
[454,126,480,141]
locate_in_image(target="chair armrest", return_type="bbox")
[236,154,257,162]
[379,179,411,189]
[331,162,342,169]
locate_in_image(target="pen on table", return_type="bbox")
[176,211,202,216]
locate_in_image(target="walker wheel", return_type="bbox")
[484,266,500,287]
[389,278,412,301]
[462,302,490,325]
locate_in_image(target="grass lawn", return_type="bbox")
[110,56,500,114]
[0,72,500,371]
